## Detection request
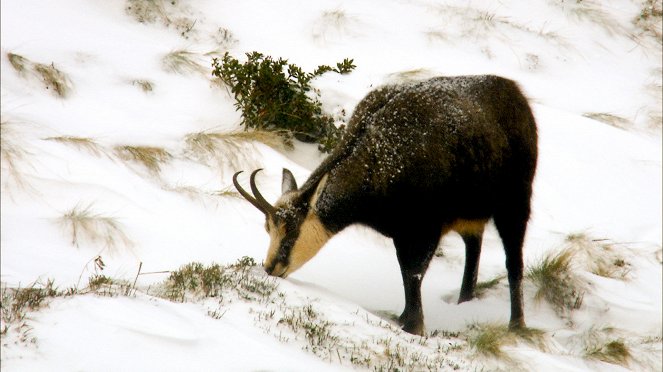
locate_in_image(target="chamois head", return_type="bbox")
[233,169,331,278]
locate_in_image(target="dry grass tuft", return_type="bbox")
[466,323,547,359]
[581,327,632,366]
[131,79,154,93]
[632,0,662,42]
[474,274,507,298]
[0,118,34,190]
[551,0,626,37]
[58,203,132,254]
[7,53,30,74]
[125,0,199,39]
[33,63,72,98]
[210,186,241,199]
[527,247,585,320]
[312,9,362,44]
[1,279,59,343]
[466,323,515,358]
[431,5,571,51]
[125,0,168,24]
[184,129,285,173]
[162,49,206,75]
[114,145,172,174]
[583,112,631,129]
[45,136,105,156]
[6,53,72,98]
[565,233,632,280]
[165,184,241,203]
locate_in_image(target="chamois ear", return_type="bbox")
[281,168,298,195]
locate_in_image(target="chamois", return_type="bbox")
[233,75,538,335]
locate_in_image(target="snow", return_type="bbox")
[1,0,661,371]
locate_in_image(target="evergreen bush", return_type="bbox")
[212,52,355,152]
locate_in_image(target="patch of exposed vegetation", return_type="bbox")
[565,233,632,280]
[114,145,172,174]
[633,0,662,42]
[131,79,154,93]
[474,274,507,298]
[432,5,571,50]
[33,63,72,98]
[7,53,30,75]
[162,49,206,75]
[1,280,59,345]
[125,0,199,39]
[58,203,133,254]
[527,248,585,321]
[583,112,631,129]
[183,129,284,174]
[311,9,362,45]
[6,53,72,98]
[550,0,626,37]
[0,118,33,190]
[465,322,546,360]
[581,327,632,367]
[162,257,277,303]
[45,136,105,157]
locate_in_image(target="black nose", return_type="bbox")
[264,263,275,276]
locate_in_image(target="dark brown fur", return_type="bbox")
[246,75,538,335]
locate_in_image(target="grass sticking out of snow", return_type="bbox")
[130,79,154,93]
[633,0,662,42]
[7,52,29,75]
[581,327,632,367]
[465,323,547,361]
[58,203,132,254]
[551,0,626,37]
[565,232,632,280]
[0,118,32,190]
[466,323,514,359]
[125,0,169,24]
[527,247,585,320]
[184,129,286,173]
[1,279,59,344]
[162,257,277,303]
[114,145,172,174]
[162,49,206,75]
[33,63,72,98]
[474,274,507,299]
[583,112,631,129]
[165,185,241,203]
[6,53,72,98]
[45,136,105,157]
[433,5,571,50]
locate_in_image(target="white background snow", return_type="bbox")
[1,0,661,371]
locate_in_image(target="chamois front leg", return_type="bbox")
[393,233,438,336]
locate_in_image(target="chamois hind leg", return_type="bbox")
[494,203,530,330]
[458,228,485,304]
[393,231,439,336]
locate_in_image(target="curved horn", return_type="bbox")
[233,171,274,216]
[249,169,276,216]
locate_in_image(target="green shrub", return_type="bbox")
[212,51,355,153]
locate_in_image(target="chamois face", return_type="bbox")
[232,169,331,279]
[263,192,330,277]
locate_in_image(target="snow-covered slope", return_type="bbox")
[1,1,661,371]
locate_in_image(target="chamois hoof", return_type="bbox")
[398,314,425,336]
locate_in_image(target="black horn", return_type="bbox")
[249,169,276,216]
[233,170,275,216]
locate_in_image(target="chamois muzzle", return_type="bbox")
[232,169,276,216]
